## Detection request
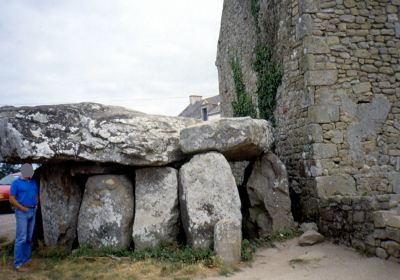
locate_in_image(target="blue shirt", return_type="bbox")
[10,178,38,207]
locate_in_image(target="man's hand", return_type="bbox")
[9,195,28,212]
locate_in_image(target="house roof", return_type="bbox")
[179,95,221,118]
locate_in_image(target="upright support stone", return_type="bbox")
[246,152,293,236]
[40,164,82,249]
[77,175,134,249]
[214,220,242,265]
[179,152,242,249]
[132,167,179,250]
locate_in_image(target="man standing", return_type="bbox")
[9,163,39,272]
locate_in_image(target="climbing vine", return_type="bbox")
[251,0,261,33]
[253,43,283,122]
[230,0,283,123]
[230,56,257,118]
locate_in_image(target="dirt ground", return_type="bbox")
[208,238,400,280]
[1,216,400,280]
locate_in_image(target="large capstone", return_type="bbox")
[40,164,82,249]
[77,175,134,249]
[179,117,273,161]
[0,103,199,166]
[246,152,293,236]
[179,152,242,249]
[132,167,179,250]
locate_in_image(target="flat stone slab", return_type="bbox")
[298,230,324,246]
[0,103,199,166]
[179,117,274,161]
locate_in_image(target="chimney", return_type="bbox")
[189,95,202,105]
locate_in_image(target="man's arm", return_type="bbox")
[9,195,28,212]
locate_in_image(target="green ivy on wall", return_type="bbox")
[230,56,257,118]
[253,43,283,122]
[230,0,283,123]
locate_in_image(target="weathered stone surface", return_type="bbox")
[132,167,179,250]
[229,161,250,186]
[381,241,400,258]
[179,152,242,249]
[214,220,242,265]
[298,230,324,246]
[312,144,338,159]
[40,164,82,249]
[308,105,340,124]
[305,70,338,86]
[316,175,356,198]
[304,36,330,54]
[299,0,320,14]
[180,117,273,161]
[374,211,400,229]
[376,247,389,260]
[246,152,293,236]
[216,0,258,117]
[300,222,318,233]
[0,103,199,166]
[78,175,134,249]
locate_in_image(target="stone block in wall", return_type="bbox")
[305,70,338,86]
[316,175,356,198]
[311,143,338,159]
[389,172,400,194]
[374,211,400,229]
[386,227,400,243]
[299,0,320,14]
[307,124,323,143]
[308,105,340,123]
[381,241,400,258]
[296,14,313,40]
[303,36,330,54]
[395,22,400,38]
[353,82,372,95]
[376,247,389,260]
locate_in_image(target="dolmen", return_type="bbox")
[0,103,293,264]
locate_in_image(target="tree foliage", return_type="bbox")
[0,163,20,178]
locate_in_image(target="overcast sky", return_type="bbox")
[0,0,224,116]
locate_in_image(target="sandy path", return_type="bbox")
[207,238,400,280]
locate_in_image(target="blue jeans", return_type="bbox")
[14,208,36,268]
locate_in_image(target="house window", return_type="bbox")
[202,107,208,121]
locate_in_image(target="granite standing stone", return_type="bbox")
[179,152,242,249]
[132,167,179,250]
[78,175,134,249]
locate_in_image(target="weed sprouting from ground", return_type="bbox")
[70,242,216,266]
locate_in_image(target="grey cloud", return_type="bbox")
[0,0,223,116]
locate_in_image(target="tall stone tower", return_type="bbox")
[217,0,400,220]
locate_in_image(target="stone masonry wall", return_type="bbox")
[301,0,400,203]
[217,0,400,222]
[319,194,400,262]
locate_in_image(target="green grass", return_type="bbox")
[69,242,216,266]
